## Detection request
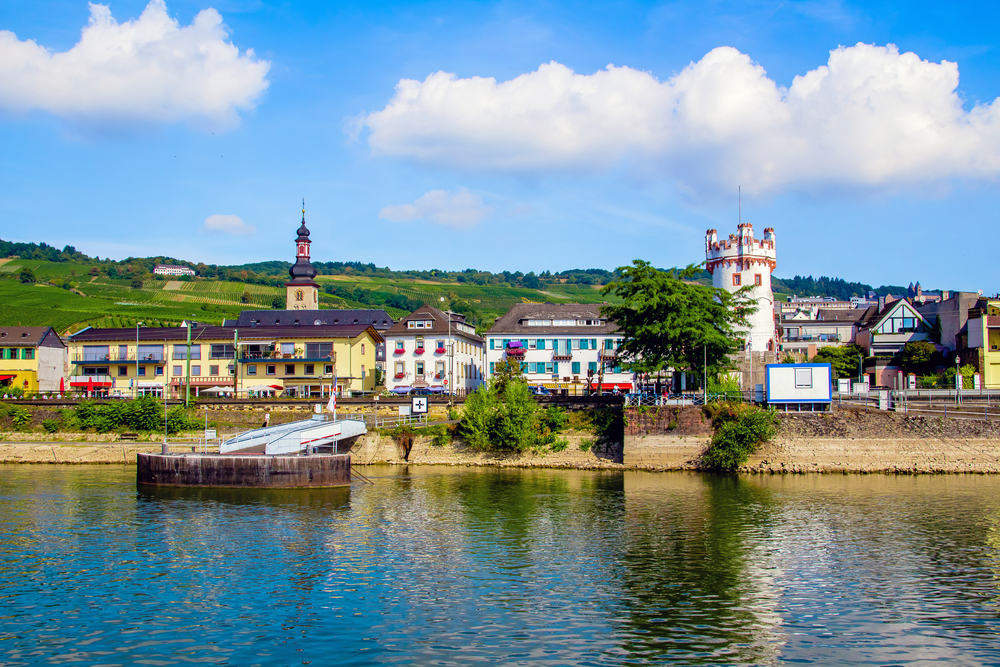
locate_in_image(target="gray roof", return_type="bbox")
[385,305,481,342]
[228,309,394,329]
[486,303,618,335]
[814,309,869,323]
[0,327,63,348]
[69,324,384,344]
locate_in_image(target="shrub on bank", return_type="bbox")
[702,405,777,471]
[458,381,570,452]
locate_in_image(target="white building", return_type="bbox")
[153,264,196,277]
[706,223,777,352]
[383,306,484,395]
[484,304,632,395]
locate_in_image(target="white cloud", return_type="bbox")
[0,0,269,130]
[203,214,255,235]
[379,188,494,228]
[362,44,1000,199]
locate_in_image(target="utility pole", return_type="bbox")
[184,321,192,408]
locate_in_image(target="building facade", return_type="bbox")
[0,327,66,394]
[856,298,931,387]
[384,306,484,394]
[484,304,632,394]
[706,223,777,352]
[153,264,196,277]
[67,323,382,397]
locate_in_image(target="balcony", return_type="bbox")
[238,354,335,363]
[552,352,572,361]
[72,352,139,363]
[505,347,526,358]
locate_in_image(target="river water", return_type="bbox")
[2,465,1000,666]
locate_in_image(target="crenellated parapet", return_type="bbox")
[705,223,776,275]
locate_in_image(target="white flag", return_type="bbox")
[326,375,337,412]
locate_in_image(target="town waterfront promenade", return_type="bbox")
[2,465,1000,665]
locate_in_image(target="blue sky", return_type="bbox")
[1,0,998,292]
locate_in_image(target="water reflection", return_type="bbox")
[2,465,1000,665]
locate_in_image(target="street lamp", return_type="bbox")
[440,297,453,407]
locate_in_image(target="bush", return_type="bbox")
[458,380,569,452]
[10,406,31,430]
[41,419,59,433]
[702,406,776,471]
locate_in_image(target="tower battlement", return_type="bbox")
[706,222,777,352]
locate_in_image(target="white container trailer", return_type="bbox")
[765,363,832,411]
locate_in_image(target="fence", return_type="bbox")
[362,413,429,429]
[835,389,1000,422]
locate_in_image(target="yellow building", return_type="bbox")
[0,327,67,395]
[66,323,382,398]
[967,299,1000,388]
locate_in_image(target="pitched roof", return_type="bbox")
[486,303,618,335]
[69,324,384,344]
[815,309,869,323]
[385,305,482,341]
[0,327,62,347]
[228,309,395,329]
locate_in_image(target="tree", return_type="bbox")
[898,341,939,376]
[600,261,755,377]
[490,357,525,397]
[130,276,144,289]
[240,290,251,304]
[810,344,865,379]
[18,267,36,284]
[271,294,285,309]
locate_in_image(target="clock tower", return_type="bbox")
[285,203,320,310]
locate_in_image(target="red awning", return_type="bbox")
[70,381,112,388]
[588,382,632,390]
[0,374,16,381]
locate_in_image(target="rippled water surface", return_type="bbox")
[3,466,1000,665]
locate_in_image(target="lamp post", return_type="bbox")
[956,354,962,404]
[134,321,143,399]
[440,297,453,407]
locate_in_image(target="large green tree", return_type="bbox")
[898,340,940,375]
[600,261,755,377]
[810,344,865,379]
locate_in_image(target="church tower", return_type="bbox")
[705,223,777,352]
[285,203,319,310]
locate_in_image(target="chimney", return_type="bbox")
[878,295,886,310]
[941,290,950,300]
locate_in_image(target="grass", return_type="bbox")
[0,258,626,334]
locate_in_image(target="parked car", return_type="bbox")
[530,385,551,396]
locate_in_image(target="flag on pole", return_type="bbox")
[326,373,337,413]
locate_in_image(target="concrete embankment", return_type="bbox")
[4,406,1000,473]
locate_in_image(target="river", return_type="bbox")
[1,465,999,665]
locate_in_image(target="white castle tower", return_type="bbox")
[705,223,777,352]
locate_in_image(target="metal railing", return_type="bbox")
[364,413,429,429]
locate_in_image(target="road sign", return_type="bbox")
[412,397,428,414]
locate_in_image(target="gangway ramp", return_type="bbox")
[220,417,367,456]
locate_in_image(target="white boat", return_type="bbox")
[219,416,367,455]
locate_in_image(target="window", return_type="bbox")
[395,361,405,375]
[281,343,295,355]
[733,273,741,286]
[155,366,164,376]
[324,364,333,374]
[247,364,257,376]
[416,361,425,375]
[588,362,597,373]
[537,339,545,350]
[118,345,128,360]
[361,365,366,379]
[579,339,589,350]
[21,348,34,360]
[209,365,219,375]
[285,364,295,375]
[83,367,109,375]
[361,343,365,354]
[118,366,128,376]
[416,338,425,350]
[572,361,580,375]
[489,362,495,373]
[304,364,314,375]
[138,367,146,377]
[83,345,110,361]
[210,344,235,359]
[794,368,813,389]
[436,362,446,378]
[192,365,201,376]
[489,339,494,350]
[266,365,275,376]
[306,342,333,358]
[173,365,182,375]
[520,362,528,372]
[528,339,537,350]
[138,345,164,361]
[754,274,762,286]
[396,341,405,351]
[604,339,614,350]
[173,344,201,360]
